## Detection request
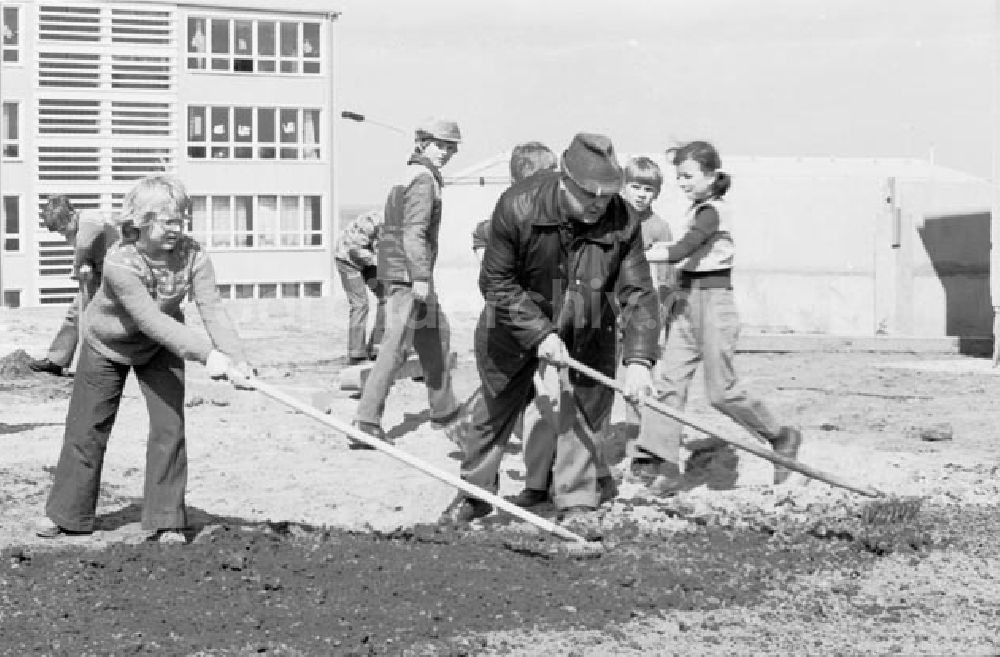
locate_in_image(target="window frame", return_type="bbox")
[215,280,320,299]
[2,4,21,65]
[187,103,322,161]
[188,193,324,250]
[2,100,20,161]
[186,14,322,76]
[2,195,22,253]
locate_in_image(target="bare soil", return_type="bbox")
[1,300,999,656]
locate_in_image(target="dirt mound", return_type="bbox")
[0,350,38,380]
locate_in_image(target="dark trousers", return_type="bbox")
[355,283,458,426]
[460,362,608,510]
[45,341,188,532]
[336,259,386,359]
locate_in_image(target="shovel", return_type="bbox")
[248,379,599,549]
[561,356,884,498]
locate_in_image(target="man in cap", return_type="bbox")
[351,118,465,448]
[440,132,661,524]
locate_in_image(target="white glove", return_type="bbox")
[228,360,256,390]
[205,349,231,379]
[412,280,430,301]
[75,263,94,283]
[536,332,568,367]
[620,361,653,402]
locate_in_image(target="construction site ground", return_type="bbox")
[1,297,998,656]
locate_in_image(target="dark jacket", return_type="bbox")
[377,154,444,283]
[475,171,660,422]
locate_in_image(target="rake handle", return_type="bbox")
[249,379,589,543]
[563,356,883,498]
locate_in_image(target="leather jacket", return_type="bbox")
[475,171,660,418]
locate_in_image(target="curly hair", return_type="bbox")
[40,195,77,233]
[121,175,190,225]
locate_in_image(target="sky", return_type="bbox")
[332,0,995,206]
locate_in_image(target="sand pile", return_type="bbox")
[0,350,37,380]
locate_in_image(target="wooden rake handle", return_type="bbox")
[563,356,884,498]
[249,379,589,544]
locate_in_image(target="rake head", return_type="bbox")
[860,496,924,524]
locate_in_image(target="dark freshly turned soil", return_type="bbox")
[0,516,899,657]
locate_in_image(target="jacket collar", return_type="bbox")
[407,153,444,186]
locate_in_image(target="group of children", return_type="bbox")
[32,123,803,542]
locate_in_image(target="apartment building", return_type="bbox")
[0,0,339,307]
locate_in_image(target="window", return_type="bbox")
[187,106,206,157]
[2,6,19,63]
[305,196,322,245]
[2,196,20,251]
[187,17,207,69]
[189,195,323,249]
[210,18,228,71]
[3,290,21,308]
[234,196,253,246]
[187,105,322,160]
[2,101,18,159]
[211,196,232,247]
[279,195,301,246]
[216,280,320,299]
[187,16,320,75]
[257,195,277,246]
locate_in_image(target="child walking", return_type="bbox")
[635,141,801,494]
[38,175,253,544]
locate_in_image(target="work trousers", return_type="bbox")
[336,259,386,359]
[355,283,458,426]
[633,287,782,466]
[462,362,609,510]
[521,363,611,492]
[45,341,188,532]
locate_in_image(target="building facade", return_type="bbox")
[0,0,340,307]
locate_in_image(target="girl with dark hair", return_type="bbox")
[634,140,802,494]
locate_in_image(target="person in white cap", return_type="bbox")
[351,118,465,448]
[440,132,660,526]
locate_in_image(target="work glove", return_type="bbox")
[229,360,257,390]
[205,349,231,380]
[620,361,653,403]
[536,332,568,367]
[412,280,430,301]
[72,263,94,283]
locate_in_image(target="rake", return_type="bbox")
[562,356,885,499]
[248,378,605,556]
